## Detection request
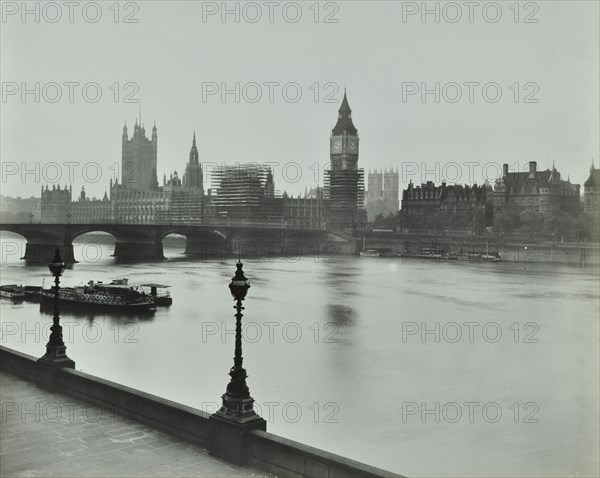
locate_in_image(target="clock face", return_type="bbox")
[332,140,342,152]
[349,140,357,152]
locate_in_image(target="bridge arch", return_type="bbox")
[164,229,228,258]
[0,223,75,263]
[70,230,119,265]
[71,225,162,263]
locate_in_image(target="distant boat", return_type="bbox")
[360,237,381,257]
[0,284,25,300]
[360,249,382,257]
[482,242,502,262]
[481,254,501,262]
[137,283,172,306]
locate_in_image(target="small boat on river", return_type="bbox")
[360,249,382,257]
[137,283,172,306]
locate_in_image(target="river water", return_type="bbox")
[1,233,598,477]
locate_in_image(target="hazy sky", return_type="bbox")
[1,0,598,199]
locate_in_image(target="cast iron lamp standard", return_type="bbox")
[37,248,75,390]
[209,260,266,465]
[216,260,263,422]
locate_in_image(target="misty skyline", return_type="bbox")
[1,1,598,200]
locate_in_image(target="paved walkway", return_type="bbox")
[0,371,271,477]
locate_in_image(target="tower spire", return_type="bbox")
[332,90,357,135]
[189,131,199,163]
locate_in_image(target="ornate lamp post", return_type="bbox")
[215,260,262,422]
[209,260,265,465]
[37,248,75,389]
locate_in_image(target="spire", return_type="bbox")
[332,90,358,136]
[189,131,199,163]
[339,90,352,116]
[591,158,596,174]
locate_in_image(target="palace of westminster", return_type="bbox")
[2,92,599,234]
[34,92,367,231]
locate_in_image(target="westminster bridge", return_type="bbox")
[0,221,357,263]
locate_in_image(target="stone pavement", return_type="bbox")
[0,371,272,478]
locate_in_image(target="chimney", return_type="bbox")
[503,164,509,177]
[529,161,537,178]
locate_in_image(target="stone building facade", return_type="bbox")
[584,161,599,214]
[72,187,111,223]
[400,181,491,232]
[0,195,41,223]
[40,185,72,223]
[493,161,580,217]
[366,168,400,220]
[283,188,325,230]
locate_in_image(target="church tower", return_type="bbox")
[325,91,365,230]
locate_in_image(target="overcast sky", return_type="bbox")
[1,0,598,199]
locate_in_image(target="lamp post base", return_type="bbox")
[36,352,75,391]
[208,403,266,466]
[214,394,265,424]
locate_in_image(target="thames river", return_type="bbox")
[1,233,598,477]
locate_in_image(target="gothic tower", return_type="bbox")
[330,91,359,171]
[325,91,365,230]
[183,132,204,193]
[383,168,400,210]
[121,120,158,192]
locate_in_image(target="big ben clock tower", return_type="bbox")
[325,90,365,231]
[330,91,359,170]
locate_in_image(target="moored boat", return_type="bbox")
[137,283,172,306]
[360,249,382,257]
[23,285,42,302]
[0,284,25,300]
[39,279,156,311]
[481,254,501,262]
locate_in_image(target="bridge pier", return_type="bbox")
[183,236,228,259]
[22,243,77,265]
[113,242,165,262]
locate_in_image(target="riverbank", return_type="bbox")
[363,237,600,266]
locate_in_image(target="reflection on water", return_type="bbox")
[0,235,599,478]
[326,304,357,326]
[38,301,157,322]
